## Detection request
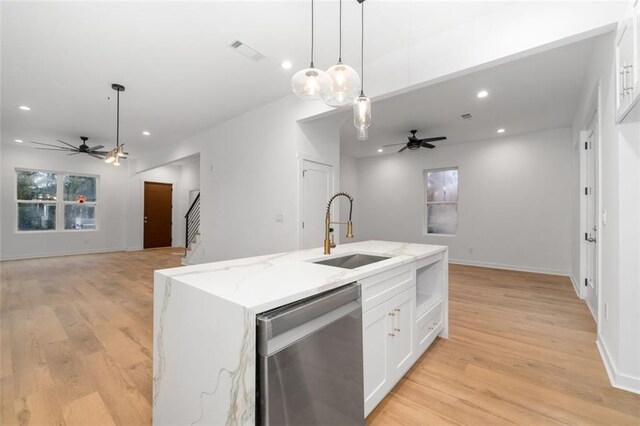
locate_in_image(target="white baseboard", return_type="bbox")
[449,258,571,277]
[569,273,581,298]
[0,247,126,262]
[597,337,640,395]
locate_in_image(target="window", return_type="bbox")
[16,169,98,232]
[424,167,458,235]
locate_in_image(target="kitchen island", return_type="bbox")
[153,240,448,425]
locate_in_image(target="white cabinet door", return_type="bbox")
[389,288,416,379]
[616,19,635,115]
[363,298,393,416]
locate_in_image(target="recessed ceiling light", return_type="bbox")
[18,105,31,111]
[497,128,505,134]
[14,139,23,143]
[280,60,293,70]
[142,131,150,136]
[377,148,383,153]
[476,90,488,98]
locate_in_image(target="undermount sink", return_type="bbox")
[312,253,390,269]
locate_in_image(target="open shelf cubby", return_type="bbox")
[416,257,444,318]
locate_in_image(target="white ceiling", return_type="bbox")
[1,1,505,157]
[339,34,599,158]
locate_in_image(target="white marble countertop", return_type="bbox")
[155,240,447,313]
[153,240,448,425]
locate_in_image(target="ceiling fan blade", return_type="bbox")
[383,142,408,148]
[67,152,81,155]
[421,142,436,149]
[87,145,104,151]
[398,146,408,153]
[31,141,74,149]
[419,136,447,143]
[57,139,79,149]
[36,147,74,151]
[89,153,105,160]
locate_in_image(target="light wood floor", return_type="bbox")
[1,250,639,425]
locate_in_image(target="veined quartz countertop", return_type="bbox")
[153,240,448,425]
[155,240,447,313]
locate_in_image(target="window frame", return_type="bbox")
[423,166,459,237]
[15,168,100,233]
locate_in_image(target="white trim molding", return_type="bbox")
[569,273,581,298]
[449,258,571,278]
[597,337,640,395]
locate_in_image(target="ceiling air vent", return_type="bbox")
[229,40,265,61]
[461,113,472,120]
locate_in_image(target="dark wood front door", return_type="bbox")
[144,182,172,249]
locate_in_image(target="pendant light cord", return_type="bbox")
[310,0,315,68]
[360,0,365,96]
[338,0,342,63]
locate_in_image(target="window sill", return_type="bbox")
[14,229,99,234]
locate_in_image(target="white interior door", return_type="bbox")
[585,114,598,320]
[301,160,333,250]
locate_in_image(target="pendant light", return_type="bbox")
[354,0,371,140]
[105,83,128,165]
[291,0,332,100]
[322,0,361,107]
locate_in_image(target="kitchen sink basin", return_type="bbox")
[312,253,390,269]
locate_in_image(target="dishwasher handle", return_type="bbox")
[257,283,360,356]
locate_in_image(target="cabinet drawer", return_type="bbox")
[361,264,415,312]
[416,302,443,355]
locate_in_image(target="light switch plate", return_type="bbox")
[602,209,607,225]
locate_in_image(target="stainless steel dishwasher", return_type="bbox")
[256,283,364,426]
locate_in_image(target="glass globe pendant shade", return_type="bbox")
[105,150,115,163]
[323,63,361,107]
[291,67,332,100]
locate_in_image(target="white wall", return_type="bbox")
[132,96,341,263]
[347,127,574,275]
[571,31,639,392]
[0,143,128,259]
[339,153,360,241]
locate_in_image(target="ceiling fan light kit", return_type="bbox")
[292,0,372,139]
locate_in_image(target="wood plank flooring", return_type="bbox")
[1,250,639,425]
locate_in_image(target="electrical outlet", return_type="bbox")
[604,302,608,320]
[468,247,473,254]
[602,209,607,225]
[275,214,283,223]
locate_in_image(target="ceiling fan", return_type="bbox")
[384,130,447,153]
[30,136,108,160]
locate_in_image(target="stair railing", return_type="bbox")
[185,193,200,256]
